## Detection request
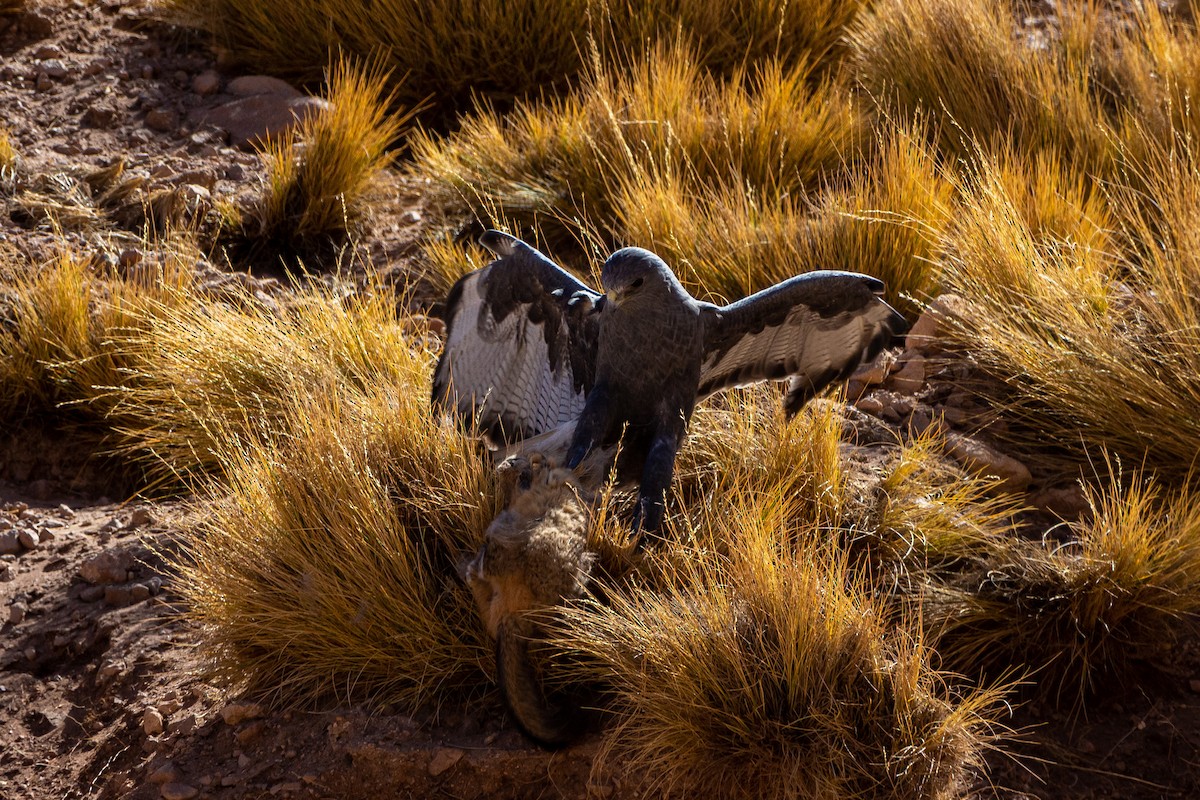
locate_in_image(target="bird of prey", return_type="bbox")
[433,230,907,536]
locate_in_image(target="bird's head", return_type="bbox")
[599,247,685,310]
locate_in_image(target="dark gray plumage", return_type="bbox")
[433,231,908,536]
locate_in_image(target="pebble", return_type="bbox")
[236,720,265,745]
[167,714,196,737]
[0,531,20,556]
[221,702,263,726]
[890,354,926,393]
[427,747,465,777]
[41,59,68,79]
[855,396,885,416]
[943,431,1033,492]
[143,708,165,736]
[35,72,53,92]
[157,698,182,716]
[226,74,301,98]
[98,659,125,683]
[78,585,106,603]
[129,508,154,528]
[80,549,133,584]
[160,783,199,800]
[16,529,38,551]
[145,109,178,133]
[8,602,27,624]
[192,70,221,96]
[148,762,181,785]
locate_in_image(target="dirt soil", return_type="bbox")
[2,1,1200,798]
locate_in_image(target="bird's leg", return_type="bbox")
[565,384,610,470]
[631,428,681,544]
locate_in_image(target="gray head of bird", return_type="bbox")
[599,247,689,310]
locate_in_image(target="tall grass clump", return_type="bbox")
[233,59,409,266]
[552,507,1002,799]
[938,144,1200,481]
[178,381,500,709]
[411,44,866,251]
[166,0,868,127]
[0,249,195,425]
[924,471,1200,706]
[110,277,414,485]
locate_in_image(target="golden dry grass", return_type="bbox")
[0,126,15,184]
[166,0,868,127]
[178,374,500,709]
[552,514,1003,799]
[924,468,1200,706]
[411,43,866,253]
[235,58,410,265]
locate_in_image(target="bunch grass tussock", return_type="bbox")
[234,58,409,266]
[110,276,416,485]
[178,380,499,709]
[167,0,868,127]
[0,248,195,425]
[411,43,866,253]
[939,144,1200,481]
[923,468,1200,705]
[552,509,1003,800]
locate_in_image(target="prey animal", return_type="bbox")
[433,230,907,536]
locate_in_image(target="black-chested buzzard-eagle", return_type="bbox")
[433,230,907,535]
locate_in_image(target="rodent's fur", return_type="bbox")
[460,454,595,747]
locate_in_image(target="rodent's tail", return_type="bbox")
[495,617,581,748]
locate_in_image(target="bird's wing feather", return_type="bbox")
[699,270,908,414]
[432,231,602,443]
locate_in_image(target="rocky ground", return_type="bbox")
[3,0,1200,798]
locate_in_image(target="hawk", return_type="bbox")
[433,231,907,536]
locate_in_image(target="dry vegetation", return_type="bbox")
[7,0,1200,796]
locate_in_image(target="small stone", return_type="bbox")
[855,396,885,416]
[226,75,301,98]
[1030,484,1090,518]
[16,529,38,551]
[221,702,264,726]
[130,583,152,602]
[37,526,55,543]
[401,209,422,224]
[8,602,27,624]
[120,248,143,268]
[943,431,1033,493]
[25,646,37,661]
[0,531,20,556]
[98,659,125,683]
[157,698,182,716]
[128,508,154,528]
[905,294,967,353]
[148,762,181,785]
[145,109,178,133]
[105,585,135,607]
[41,59,68,79]
[236,720,265,745]
[427,747,465,777]
[890,354,926,393]
[78,584,106,602]
[160,783,199,800]
[84,102,117,128]
[80,549,134,584]
[144,708,165,736]
[192,70,221,96]
[35,72,53,92]
[1189,679,1200,693]
[167,714,196,737]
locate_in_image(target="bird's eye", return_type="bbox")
[630,277,644,290]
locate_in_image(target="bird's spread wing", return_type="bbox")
[698,271,908,414]
[432,231,602,443]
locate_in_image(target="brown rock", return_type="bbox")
[221,701,264,725]
[81,549,134,584]
[906,294,967,353]
[143,708,165,736]
[0,531,21,555]
[145,109,178,133]
[890,354,926,393]
[8,601,27,624]
[192,70,221,96]
[16,528,39,551]
[427,747,465,777]
[235,720,266,745]
[148,762,181,785]
[190,94,328,150]
[943,431,1033,492]
[226,74,301,98]
[160,783,199,800]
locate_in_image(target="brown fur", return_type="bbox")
[460,454,596,746]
